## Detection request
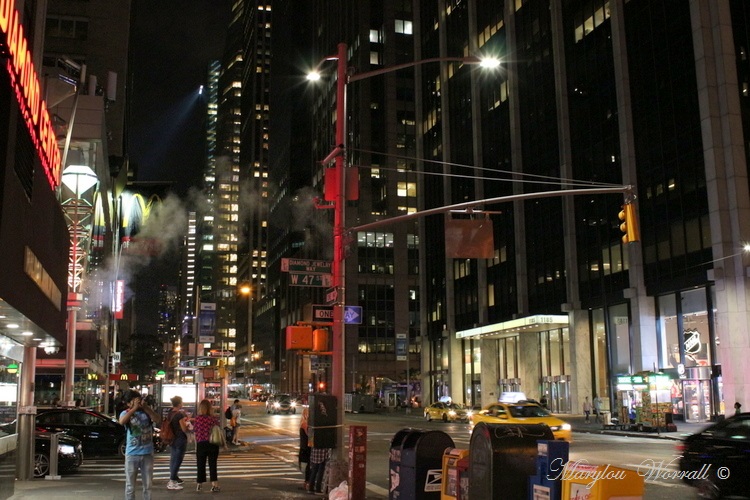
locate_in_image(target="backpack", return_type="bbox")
[160,412,175,445]
[225,406,233,419]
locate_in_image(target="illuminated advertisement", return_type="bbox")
[0,0,61,190]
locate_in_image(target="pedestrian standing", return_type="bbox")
[231,399,242,445]
[308,445,331,494]
[119,390,161,500]
[298,408,311,490]
[193,398,222,492]
[582,396,592,423]
[166,395,192,490]
[593,395,603,423]
[735,401,742,416]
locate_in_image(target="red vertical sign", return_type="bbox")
[114,280,125,319]
[348,425,367,500]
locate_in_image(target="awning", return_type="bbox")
[456,314,569,340]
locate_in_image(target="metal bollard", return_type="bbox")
[45,433,61,480]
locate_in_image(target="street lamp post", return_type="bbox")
[309,43,500,461]
[239,283,253,393]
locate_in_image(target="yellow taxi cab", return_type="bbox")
[469,401,572,441]
[423,402,471,422]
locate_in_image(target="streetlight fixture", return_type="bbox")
[60,164,98,408]
[239,282,253,390]
[308,43,501,461]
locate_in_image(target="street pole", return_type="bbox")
[331,41,348,462]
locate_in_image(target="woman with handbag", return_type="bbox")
[193,398,224,492]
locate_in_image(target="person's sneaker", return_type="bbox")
[167,481,184,490]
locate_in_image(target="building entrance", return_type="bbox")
[541,375,571,413]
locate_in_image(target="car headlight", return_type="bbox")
[448,411,456,417]
[291,401,297,407]
[466,411,474,418]
[274,402,280,408]
[59,444,75,455]
[561,423,572,431]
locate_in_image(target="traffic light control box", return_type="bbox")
[309,394,337,448]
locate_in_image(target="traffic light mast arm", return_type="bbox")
[350,186,631,233]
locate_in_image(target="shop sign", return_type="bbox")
[616,375,648,389]
[684,329,702,355]
[0,0,61,190]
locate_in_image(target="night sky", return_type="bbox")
[126,1,232,334]
[128,0,232,195]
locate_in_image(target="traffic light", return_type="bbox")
[318,381,327,392]
[618,202,640,244]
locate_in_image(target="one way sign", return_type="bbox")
[344,306,362,324]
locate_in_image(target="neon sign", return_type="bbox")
[0,0,61,190]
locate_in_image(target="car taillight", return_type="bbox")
[674,442,686,453]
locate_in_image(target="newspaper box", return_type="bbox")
[441,448,469,500]
[561,462,644,500]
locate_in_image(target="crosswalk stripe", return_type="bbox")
[77,450,302,481]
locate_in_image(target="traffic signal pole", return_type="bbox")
[331,42,348,462]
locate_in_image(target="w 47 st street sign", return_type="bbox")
[282,258,333,287]
[288,273,332,287]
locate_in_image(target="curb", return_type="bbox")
[573,427,686,441]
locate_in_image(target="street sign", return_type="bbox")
[396,333,407,361]
[289,273,333,287]
[325,287,338,304]
[344,306,363,324]
[317,362,331,368]
[281,258,332,274]
[313,304,334,321]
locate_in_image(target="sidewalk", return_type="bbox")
[565,413,711,440]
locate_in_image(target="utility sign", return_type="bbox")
[289,273,332,287]
[312,304,334,320]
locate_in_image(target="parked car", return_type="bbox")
[469,401,572,442]
[678,412,750,499]
[0,420,83,477]
[424,402,471,422]
[33,430,84,477]
[35,408,164,457]
[265,394,297,414]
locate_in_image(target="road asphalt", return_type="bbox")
[6,411,712,499]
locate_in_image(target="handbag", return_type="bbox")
[210,424,225,446]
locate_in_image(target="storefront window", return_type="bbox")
[562,329,571,375]
[505,337,517,378]
[591,308,609,401]
[0,354,20,429]
[681,288,710,368]
[658,294,678,368]
[610,303,631,375]
[540,332,549,376]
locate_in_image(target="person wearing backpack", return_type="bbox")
[165,395,192,490]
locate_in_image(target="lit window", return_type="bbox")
[370,29,379,43]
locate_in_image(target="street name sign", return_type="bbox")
[281,258,332,274]
[289,273,333,287]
